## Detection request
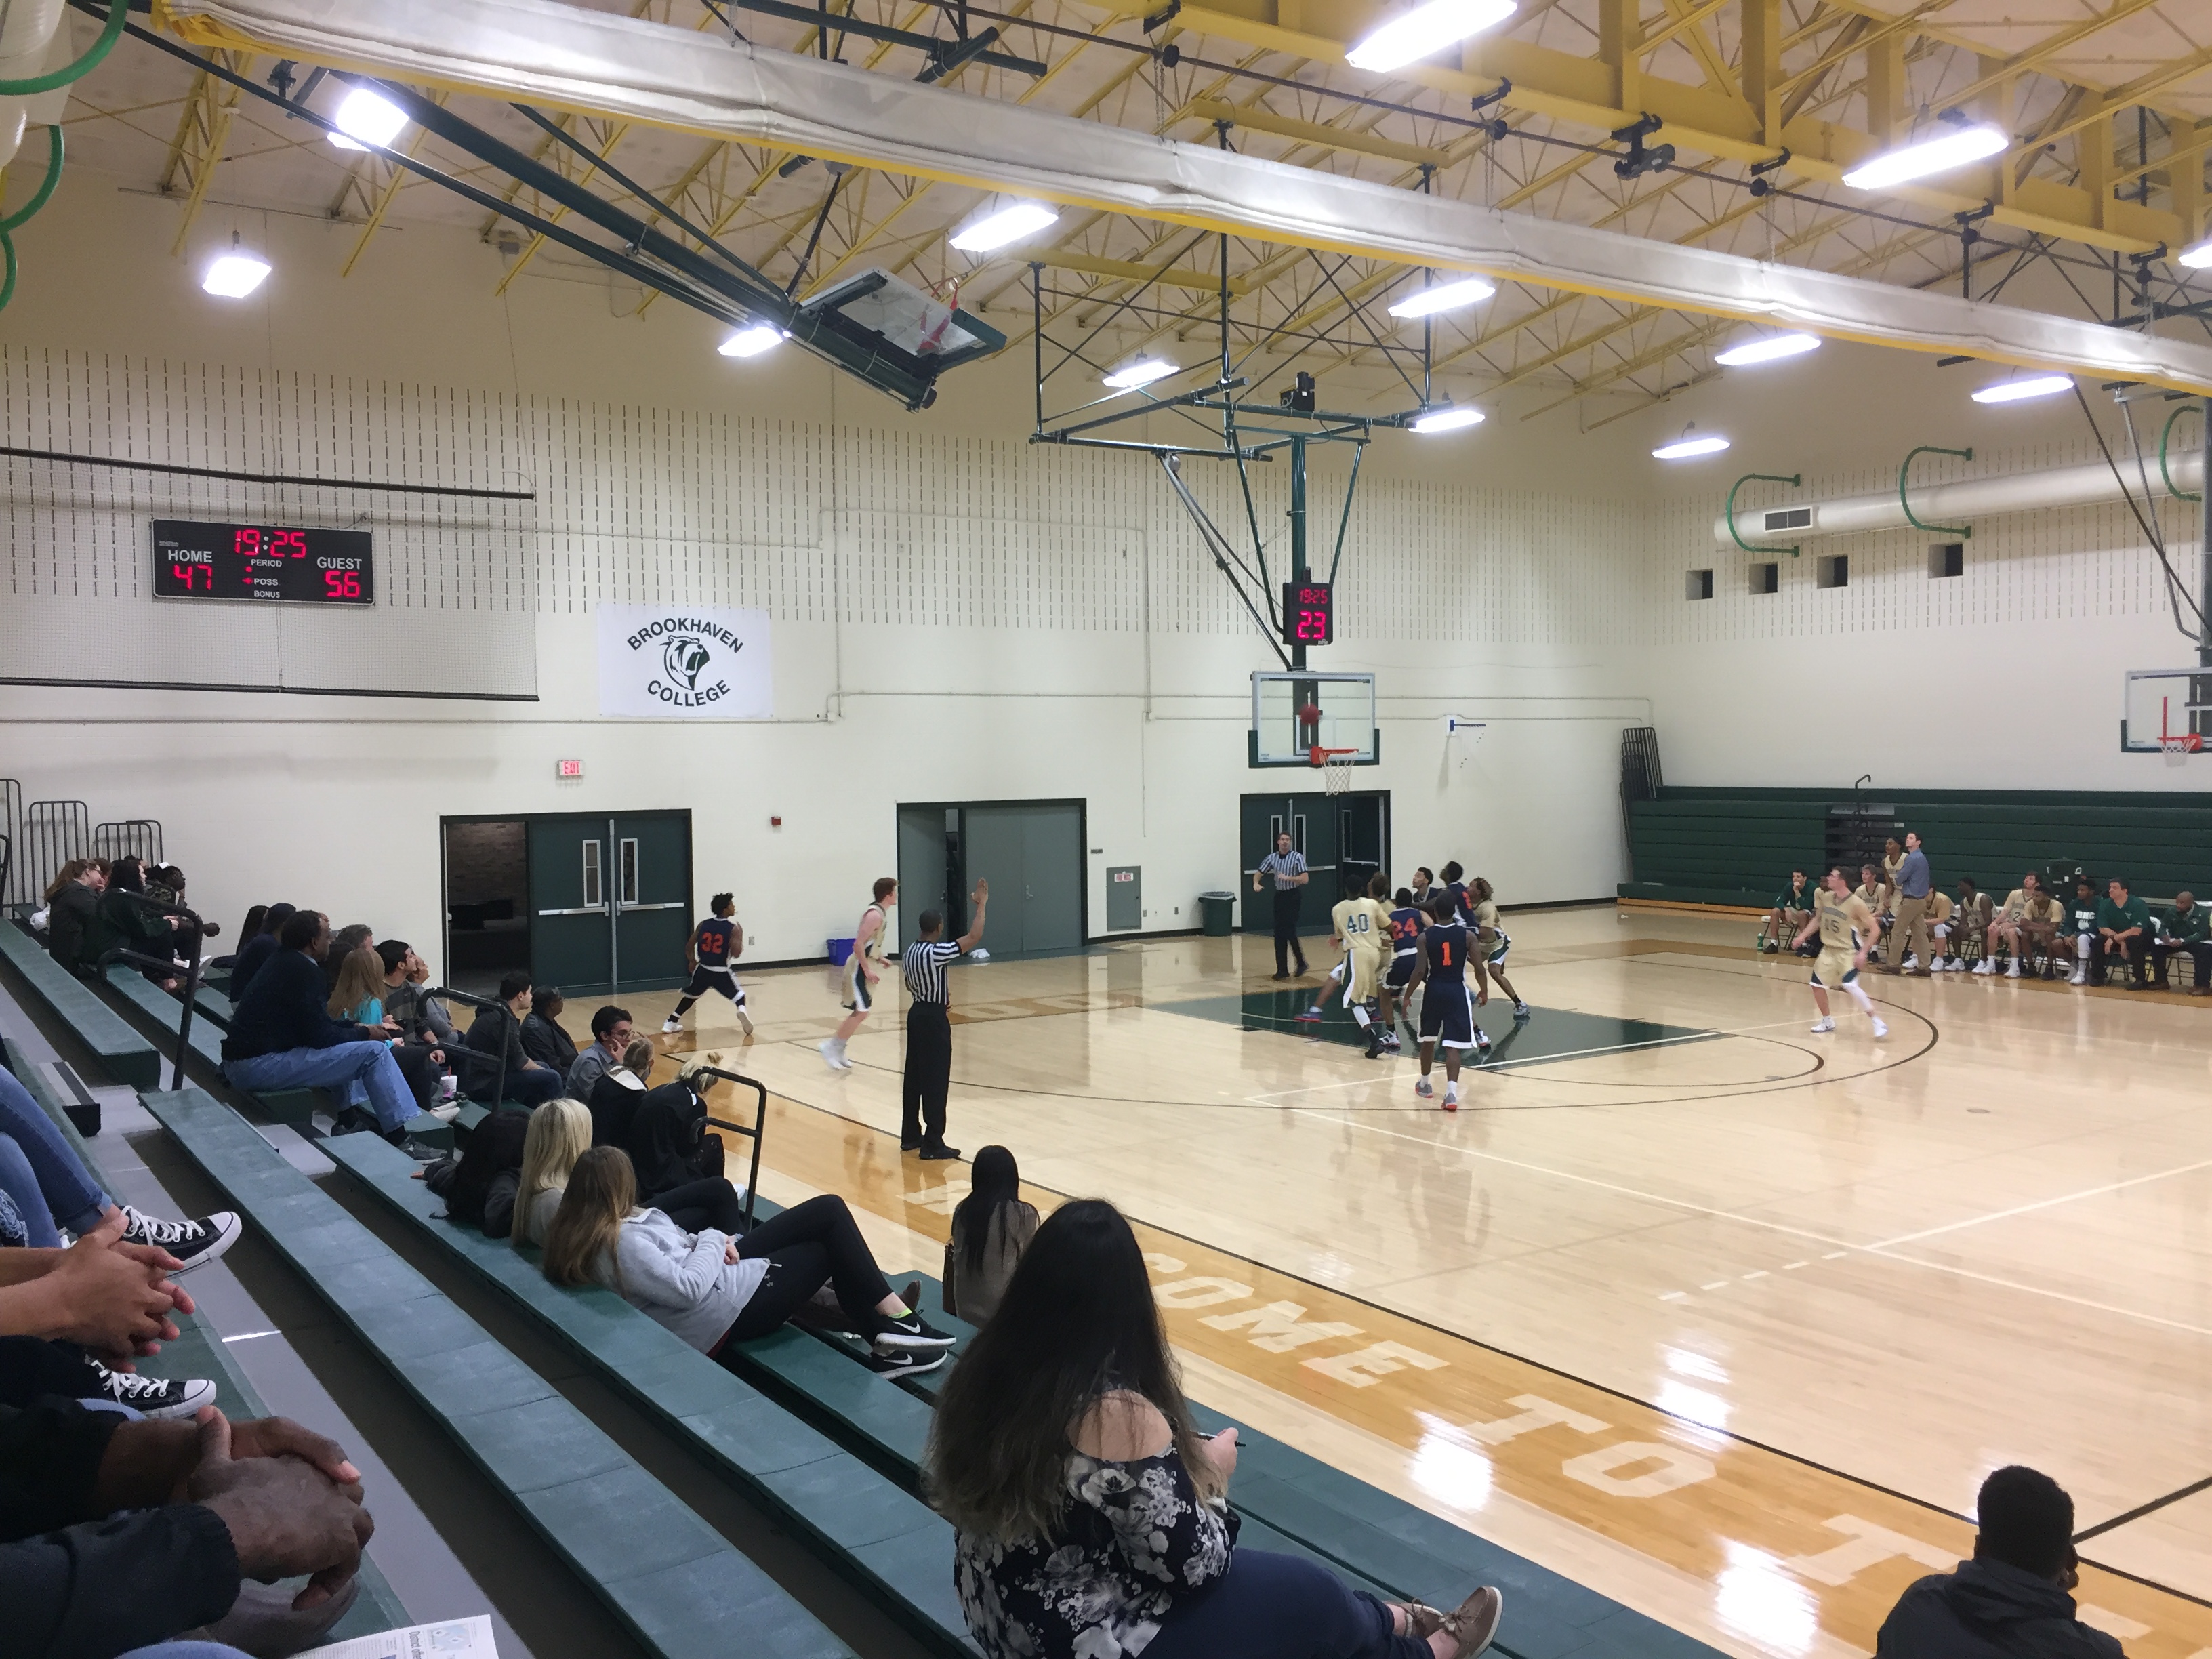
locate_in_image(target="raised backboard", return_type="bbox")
[1251,671,1378,768]
[2122,668,2212,754]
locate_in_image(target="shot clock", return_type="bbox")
[152,519,375,605]
[1280,579,1334,647]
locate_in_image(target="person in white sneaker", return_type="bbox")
[823,878,897,1072]
[1990,874,2060,979]
[1952,879,1995,973]
[1793,868,1889,1040]
[2063,877,2101,986]
[666,893,754,1038]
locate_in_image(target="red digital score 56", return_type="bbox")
[324,569,362,598]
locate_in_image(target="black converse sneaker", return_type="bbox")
[867,1347,947,1376]
[117,1206,241,1273]
[872,1310,957,1349]
[91,1361,218,1420]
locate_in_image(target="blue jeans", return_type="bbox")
[0,1067,110,1235]
[224,1043,414,1134]
[1147,1548,1429,1659]
[0,1133,60,1246]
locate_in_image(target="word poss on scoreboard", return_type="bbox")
[152,519,375,605]
[1281,580,1334,647]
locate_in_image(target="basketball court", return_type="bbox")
[5,1,2212,1656]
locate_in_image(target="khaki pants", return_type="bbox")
[1891,895,1931,970]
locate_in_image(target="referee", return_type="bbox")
[900,878,987,1160]
[1252,830,1311,979]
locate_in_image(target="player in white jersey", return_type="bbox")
[1466,878,1528,1021]
[1302,872,1395,1057]
[821,876,897,1071]
[1793,867,1889,1040]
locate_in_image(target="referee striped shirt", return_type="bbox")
[902,939,964,1006]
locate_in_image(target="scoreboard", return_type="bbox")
[152,519,375,605]
[1280,579,1334,647]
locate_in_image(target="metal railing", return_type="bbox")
[425,986,513,1114]
[92,819,163,867]
[687,1064,769,1231]
[22,800,88,904]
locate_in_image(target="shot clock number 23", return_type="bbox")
[151,519,375,606]
[1279,580,1334,647]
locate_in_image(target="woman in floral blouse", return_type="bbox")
[924,1199,1504,1659]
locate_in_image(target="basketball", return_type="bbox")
[1297,702,1322,729]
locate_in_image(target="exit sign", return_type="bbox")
[555,758,584,779]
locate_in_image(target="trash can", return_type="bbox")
[827,937,856,966]
[1199,892,1237,937]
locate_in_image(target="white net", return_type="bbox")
[1322,752,1357,796]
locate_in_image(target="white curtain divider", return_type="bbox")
[165,0,2212,395]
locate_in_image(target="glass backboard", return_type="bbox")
[2122,668,2212,753]
[1251,672,1378,767]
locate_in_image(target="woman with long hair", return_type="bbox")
[514,1097,592,1250]
[924,1200,1503,1659]
[327,946,388,1025]
[586,1037,657,1148]
[943,1145,1037,1326]
[227,901,296,1002]
[540,1147,954,1376]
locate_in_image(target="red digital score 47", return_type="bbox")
[1280,580,1334,647]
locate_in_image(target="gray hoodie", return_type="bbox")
[598,1208,769,1352]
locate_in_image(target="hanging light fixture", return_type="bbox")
[2176,237,2212,270]
[1347,0,1517,73]
[1103,358,1179,390]
[949,199,1059,253]
[717,323,783,359]
[1652,422,1729,460]
[1387,275,1496,319]
[1971,373,2072,404]
[1714,331,1822,367]
[201,232,272,298]
[1841,123,2007,190]
[1410,405,1485,434]
[328,86,409,152]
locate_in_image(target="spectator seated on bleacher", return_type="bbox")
[1947,880,1994,975]
[924,1198,1506,1659]
[329,948,450,1123]
[146,864,219,966]
[218,904,267,972]
[943,1144,1037,1328]
[565,1004,634,1099]
[91,857,187,990]
[462,974,565,1109]
[4,1395,374,1659]
[321,925,373,997]
[376,941,462,1050]
[424,1107,533,1240]
[1990,874,2062,979]
[1759,871,1815,955]
[219,911,441,1162]
[521,988,579,1076]
[226,904,296,1005]
[2150,890,2210,994]
[586,1038,656,1150]
[1875,1465,2118,1658]
[622,1060,752,1236]
[2094,878,2153,991]
[541,1145,954,1376]
[40,861,106,977]
[513,1097,593,1249]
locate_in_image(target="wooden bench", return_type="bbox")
[142,1086,855,1659]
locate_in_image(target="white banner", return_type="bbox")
[596,605,773,718]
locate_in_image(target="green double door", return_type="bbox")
[1238,791,1389,935]
[895,800,1086,959]
[527,812,692,994]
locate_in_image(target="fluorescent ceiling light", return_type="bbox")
[1841,123,2007,190]
[2177,237,2212,270]
[201,251,272,298]
[1653,433,1730,459]
[1714,331,1822,367]
[718,323,783,359]
[1411,405,1485,434]
[949,200,1059,252]
[1103,358,1177,390]
[1388,275,1497,319]
[1347,0,1517,73]
[1971,373,2072,404]
[328,87,409,152]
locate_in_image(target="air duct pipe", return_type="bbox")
[0,0,72,165]
[1714,449,2205,549]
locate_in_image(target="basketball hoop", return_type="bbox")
[1311,745,1359,795]
[2164,733,2203,766]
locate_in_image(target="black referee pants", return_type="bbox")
[1273,887,1308,976]
[901,1002,952,1148]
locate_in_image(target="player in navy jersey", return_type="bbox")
[1406,893,1489,1111]
[1380,886,1426,1050]
[665,892,753,1038]
[1439,859,1473,925]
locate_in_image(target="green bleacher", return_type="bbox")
[1622,787,2212,909]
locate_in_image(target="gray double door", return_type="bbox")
[896,800,1085,960]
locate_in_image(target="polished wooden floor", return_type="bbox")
[580,905,2212,1659]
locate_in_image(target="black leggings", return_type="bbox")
[0,1337,104,1408]
[651,1176,749,1236]
[1147,1548,1427,1659]
[714,1195,891,1347]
